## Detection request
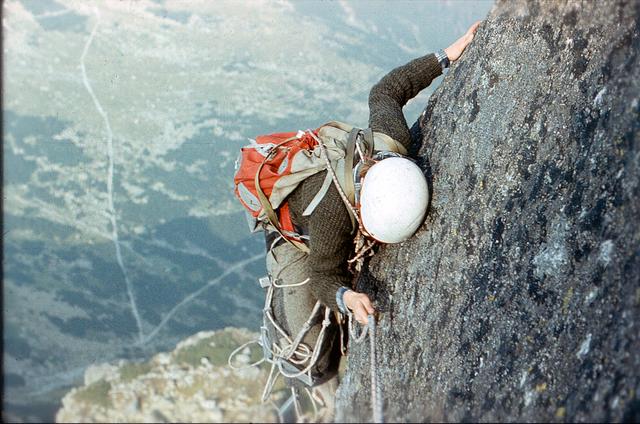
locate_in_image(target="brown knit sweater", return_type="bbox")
[282,53,442,311]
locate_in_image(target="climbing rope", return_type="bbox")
[307,130,378,274]
[258,274,335,411]
[347,313,383,423]
[311,127,384,422]
[368,315,383,424]
[227,268,333,422]
[348,311,369,344]
[227,339,266,371]
[347,237,377,273]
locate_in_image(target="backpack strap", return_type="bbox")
[255,137,311,253]
[302,170,333,216]
[361,128,375,157]
[344,127,376,205]
[321,121,408,155]
[307,130,359,234]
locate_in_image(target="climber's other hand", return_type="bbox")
[343,290,375,325]
[444,20,481,62]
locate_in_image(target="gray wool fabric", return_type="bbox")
[278,53,442,311]
[265,242,343,387]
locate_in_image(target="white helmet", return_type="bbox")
[359,157,429,243]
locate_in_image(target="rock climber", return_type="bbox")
[234,20,480,421]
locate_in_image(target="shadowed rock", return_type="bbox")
[337,1,640,422]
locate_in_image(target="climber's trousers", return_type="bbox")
[264,240,343,388]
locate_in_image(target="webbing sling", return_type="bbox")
[344,128,359,206]
[361,128,375,158]
[343,127,375,235]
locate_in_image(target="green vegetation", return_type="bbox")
[174,331,262,367]
[73,379,112,408]
[119,362,152,383]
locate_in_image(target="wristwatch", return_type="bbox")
[435,49,450,70]
[336,286,351,314]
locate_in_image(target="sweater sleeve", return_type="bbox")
[368,53,443,152]
[305,181,354,311]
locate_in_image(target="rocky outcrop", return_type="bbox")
[56,328,279,423]
[337,1,639,422]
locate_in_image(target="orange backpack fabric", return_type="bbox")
[233,128,320,242]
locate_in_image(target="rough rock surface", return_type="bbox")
[56,328,279,423]
[337,1,639,422]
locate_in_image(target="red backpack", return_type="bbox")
[234,128,321,251]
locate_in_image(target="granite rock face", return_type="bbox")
[337,1,639,422]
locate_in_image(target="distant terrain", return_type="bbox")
[56,327,281,423]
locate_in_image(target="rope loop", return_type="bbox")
[227,339,265,371]
[348,312,369,344]
[272,277,310,288]
[346,314,384,423]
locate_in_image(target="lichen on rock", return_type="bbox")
[337,1,640,422]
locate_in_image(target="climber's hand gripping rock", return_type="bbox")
[344,290,375,325]
[444,20,481,62]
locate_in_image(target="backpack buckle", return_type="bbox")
[259,276,271,288]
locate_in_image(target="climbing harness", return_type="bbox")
[229,310,384,423]
[227,268,331,422]
[232,241,336,402]
[261,282,333,391]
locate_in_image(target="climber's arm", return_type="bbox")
[304,184,377,324]
[368,53,442,151]
[369,21,481,151]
